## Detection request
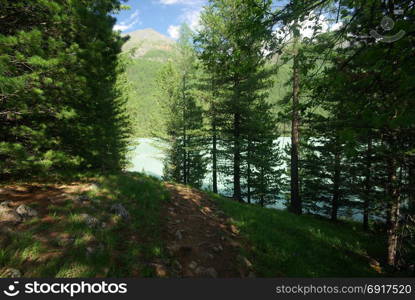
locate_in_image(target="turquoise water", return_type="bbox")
[128,138,165,178]
[127,138,364,221]
[128,137,291,182]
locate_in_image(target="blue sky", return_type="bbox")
[113,1,341,40]
[113,0,207,39]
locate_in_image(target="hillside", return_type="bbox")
[0,172,392,277]
[122,28,174,58]
[123,29,175,137]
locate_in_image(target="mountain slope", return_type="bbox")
[122,28,174,58]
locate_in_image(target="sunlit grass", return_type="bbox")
[210,193,387,277]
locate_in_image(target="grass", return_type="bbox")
[0,172,170,277]
[1,173,402,278]
[210,193,387,277]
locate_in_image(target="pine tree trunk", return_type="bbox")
[363,136,372,230]
[260,166,264,207]
[331,149,341,221]
[247,156,251,204]
[233,112,242,202]
[182,76,187,185]
[409,163,415,212]
[212,120,218,194]
[386,156,400,266]
[290,33,302,215]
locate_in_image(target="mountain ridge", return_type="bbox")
[122,28,174,58]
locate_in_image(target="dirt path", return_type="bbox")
[162,183,253,278]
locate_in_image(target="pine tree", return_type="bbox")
[197,0,276,202]
[157,24,207,188]
[0,0,131,179]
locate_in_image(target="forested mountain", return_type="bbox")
[122,29,174,137]
[122,28,174,58]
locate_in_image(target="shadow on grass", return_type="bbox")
[0,172,170,277]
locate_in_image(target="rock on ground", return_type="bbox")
[0,268,21,278]
[194,266,218,278]
[237,255,253,270]
[16,204,38,218]
[0,202,22,224]
[77,194,90,202]
[150,263,168,277]
[79,213,99,228]
[110,203,130,220]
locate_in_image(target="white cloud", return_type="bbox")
[158,0,203,32]
[300,14,328,38]
[167,25,181,39]
[114,23,132,31]
[274,13,343,41]
[166,8,201,40]
[159,0,202,5]
[330,22,343,31]
[114,9,140,32]
[180,8,201,31]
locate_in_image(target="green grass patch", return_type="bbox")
[211,193,387,277]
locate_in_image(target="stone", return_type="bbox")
[0,268,21,278]
[0,201,11,208]
[79,213,99,228]
[237,255,253,270]
[86,247,95,255]
[0,208,22,224]
[230,224,239,235]
[89,183,100,190]
[110,203,130,220]
[78,194,90,202]
[175,230,183,240]
[195,266,217,278]
[205,267,218,278]
[16,204,38,218]
[212,244,223,253]
[188,261,198,270]
[79,194,90,201]
[150,263,168,277]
